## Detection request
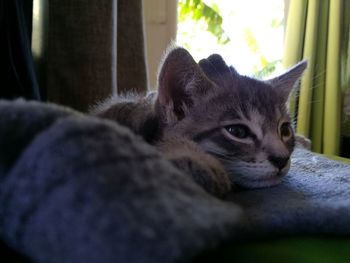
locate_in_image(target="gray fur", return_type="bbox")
[0,99,242,263]
[1,99,350,263]
[94,47,306,190]
[229,148,350,235]
[267,60,308,101]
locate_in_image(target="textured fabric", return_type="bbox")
[47,0,117,112]
[0,100,241,263]
[0,0,40,100]
[229,148,350,235]
[0,100,350,262]
[46,0,148,111]
[117,0,148,94]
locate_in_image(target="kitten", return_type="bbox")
[91,47,306,198]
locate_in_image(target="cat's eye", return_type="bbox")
[225,124,250,139]
[280,122,292,138]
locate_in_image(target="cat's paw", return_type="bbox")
[169,155,231,198]
[157,137,232,198]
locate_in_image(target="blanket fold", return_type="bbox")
[0,100,242,263]
[0,99,349,263]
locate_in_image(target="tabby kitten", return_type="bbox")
[92,47,306,198]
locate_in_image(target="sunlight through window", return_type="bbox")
[177,0,285,78]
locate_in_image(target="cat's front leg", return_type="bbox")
[156,137,232,198]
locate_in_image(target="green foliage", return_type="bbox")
[178,0,230,44]
[178,0,284,78]
[271,17,283,28]
[244,28,259,54]
[253,60,280,79]
[244,28,280,78]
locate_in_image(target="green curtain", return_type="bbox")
[283,0,350,156]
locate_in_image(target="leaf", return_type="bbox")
[271,18,283,28]
[244,28,259,54]
[253,60,280,78]
[178,0,230,45]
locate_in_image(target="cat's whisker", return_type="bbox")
[307,99,323,104]
[211,154,232,162]
[94,46,306,192]
[203,146,230,158]
[206,149,238,160]
[312,70,326,80]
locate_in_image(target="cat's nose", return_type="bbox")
[268,156,289,170]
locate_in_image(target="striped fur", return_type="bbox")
[92,47,307,195]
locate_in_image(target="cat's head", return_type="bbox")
[155,47,307,188]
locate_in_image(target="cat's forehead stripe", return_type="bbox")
[220,109,242,121]
[217,77,281,120]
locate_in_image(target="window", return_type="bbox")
[177,0,285,78]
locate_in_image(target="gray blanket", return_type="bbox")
[0,100,349,263]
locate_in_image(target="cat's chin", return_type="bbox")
[225,161,290,189]
[235,176,283,189]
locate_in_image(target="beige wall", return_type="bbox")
[143,0,178,89]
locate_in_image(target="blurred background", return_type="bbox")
[2,0,350,159]
[143,0,284,88]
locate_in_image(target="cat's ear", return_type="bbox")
[198,54,234,85]
[199,54,230,78]
[156,47,213,123]
[267,60,308,102]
